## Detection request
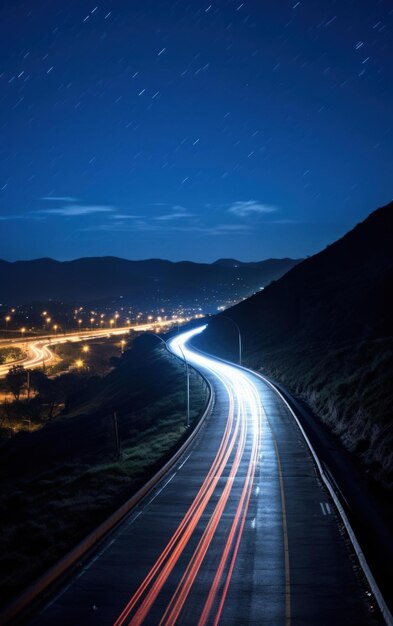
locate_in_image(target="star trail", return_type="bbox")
[0,0,391,261]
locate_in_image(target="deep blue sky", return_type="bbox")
[0,0,392,262]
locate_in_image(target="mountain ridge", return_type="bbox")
[0,256,302,310]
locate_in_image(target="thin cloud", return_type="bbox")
[38,205,114,217]
[111,213,142,219]
[0,213,45,221]
[81,219,153,232]
[228,200,278,218]
[81,221,250,235]
[41,196,79,202]
[154,205,193,221]
[202,223,250,235]
[0,214,27,221]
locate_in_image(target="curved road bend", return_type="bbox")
[0,321,183,378]
[0,341,56,378]
[0,329,133,378]
[29,326,375,626]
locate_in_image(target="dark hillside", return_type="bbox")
[195,202,393,487]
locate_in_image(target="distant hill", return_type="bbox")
[212,258,244,267]
[0,256,301,310]
[196,202,393,487]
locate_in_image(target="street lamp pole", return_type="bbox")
[144,331,190,428]
[177,343,190,428]
[26,369,31,431]
[220,315,242,366]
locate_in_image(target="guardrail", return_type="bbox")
[254,368,393,626]
[0,356,214,625]
[189,343,393,626]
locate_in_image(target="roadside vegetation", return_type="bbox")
[250,338,393,489]
[196,204,393,491]
[0,347,24,365]
[0,334,209,607]
[48,336,124,376]
[0,337,128,436]
[198,323,393,492]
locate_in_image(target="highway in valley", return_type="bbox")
[0,321,184,378]
[28,326,381,625]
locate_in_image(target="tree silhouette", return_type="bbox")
[5,365,26,400]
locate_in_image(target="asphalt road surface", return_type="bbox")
[29,326,376,625]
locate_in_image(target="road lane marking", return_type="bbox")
[147,473,176,506]
[202,377,262,626]
[113,372,238,626]
[178,452,192,470]
[114,327,289,626]
[124,379,241,626]
[272,438,291,626]
[320,502,333,515]
[161,392,249,626]
[263,406,291,626]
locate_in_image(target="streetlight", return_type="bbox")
[178,342,190,428]
[20,327,26,338]
[219,315,242,366]
[82,345,90,354]
[78,319,82,333]
[144,331,190,428]
[120,339,126,354]
[53,324,58,335]
[90,317,95,330]
[5,315,11,330]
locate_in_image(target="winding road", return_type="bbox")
[29,326,379,625]
[0,321,182,378]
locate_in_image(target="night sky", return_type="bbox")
[0,1,392,262]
